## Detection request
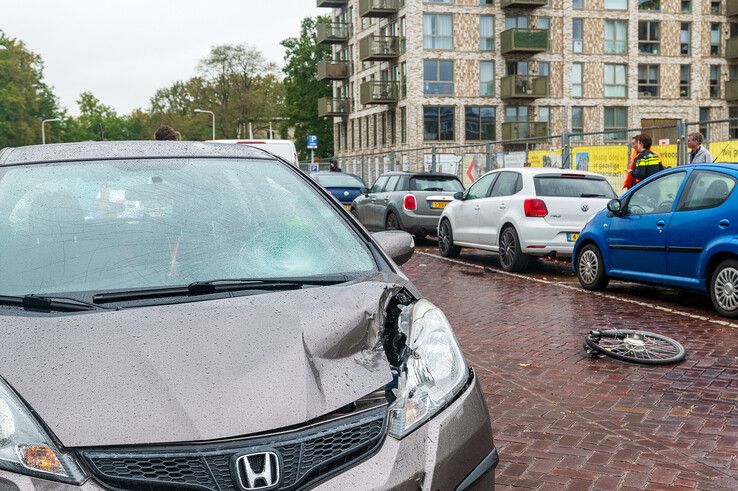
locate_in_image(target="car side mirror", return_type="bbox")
[607,199,623,215]
[372,230,415,266]
[360,187,369,196]
[453,191,464,201]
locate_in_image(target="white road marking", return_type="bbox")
[417,251,738,329]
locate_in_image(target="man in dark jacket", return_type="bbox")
[629,134,663,184]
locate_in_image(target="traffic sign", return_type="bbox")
[311,164,318,172]
[307,135,318,149]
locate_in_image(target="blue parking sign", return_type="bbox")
[307,135,318,149]
[311,165,318,172]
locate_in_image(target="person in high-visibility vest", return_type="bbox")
[629,134,664,183]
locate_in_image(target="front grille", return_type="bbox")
[78,406,387,490]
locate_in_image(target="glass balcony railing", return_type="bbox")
[359,35,399,62]
[317,0,348,8]
[500,75,549,99]
[500,0,547,8]
[318,97,351,117]
[500,28,549,55]
[727,36,738,60]
[359,0,398,18]
[317,22,351,45]
[317,61,350,81]
[360,81,399,105]
[501,122,549,141]
[727,0,738,17]
[726,80,738,102]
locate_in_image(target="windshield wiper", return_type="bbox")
[92,277,349,304]
[580,193,608,198]
[0,294,109,312]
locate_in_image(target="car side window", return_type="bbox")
[627,172,686,216]
[370,176,389,194]
[677,171,736,212]
[489,172,521,197]
[384,175,401,193]
[466,173,497,200]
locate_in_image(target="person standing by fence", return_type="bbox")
[629,134,664,184]
[687,132,713,163]
[623,136,639,190]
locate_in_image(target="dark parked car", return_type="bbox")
[310,171,366,211]
[353,172,464,238]
[0,142,497,490]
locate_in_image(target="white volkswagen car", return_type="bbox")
[438,168,617,271]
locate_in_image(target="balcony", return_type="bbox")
[727,0,738,17]
[318,97,351,117]
[727,80,738,102]
[317,22,351,45]
[316,0,348,7]
[359,35,399,62]
[500,0,547,8]
[360,81,399,105]
[500,75,549,99]
[317,61,350,81]
[359,0,398,18]
[727,36,738,60]
[501,122,549,141]
[500,28,549,55]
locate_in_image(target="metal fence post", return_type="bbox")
[431,144,437,173]
[390,150,397,171]
[562,132,572,169]
[676,119,687,166]
[525,142,530,165]
[485,143,493,172]
[360,156,365,183]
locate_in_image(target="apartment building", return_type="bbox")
[317,0,738,163]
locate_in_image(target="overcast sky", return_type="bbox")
[1,1,321,115]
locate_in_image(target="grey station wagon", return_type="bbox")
[0,142,497,490]
[352,172,464,238]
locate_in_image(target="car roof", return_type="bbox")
[483,167,607,178]
[379,171,460,178]
[0,141,274,167]
[210,139,295,145]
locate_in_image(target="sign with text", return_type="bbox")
[307,135,318,149]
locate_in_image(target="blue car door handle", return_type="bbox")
[656,220,665,228]
[720,219,730,229]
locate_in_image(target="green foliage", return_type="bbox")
[281,17,333,160]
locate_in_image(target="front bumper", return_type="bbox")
[0,372,496,491]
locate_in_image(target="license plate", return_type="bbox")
[430,201,448,209]
[567,233,580,242]
[343,204,352,211]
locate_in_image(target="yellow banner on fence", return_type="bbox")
[652,144,679,168]
[571,146,629,174]
[708,140,738,162]
[528,149,562,168]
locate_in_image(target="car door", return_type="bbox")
[375,175,401,228]
[355,175,387,229]
[477,171,522,247]
[366,175,390,229]
[452,173,497,244]
[606,171,687,276]
[667,170,737,279]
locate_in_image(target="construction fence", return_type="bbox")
[303,118,738,194]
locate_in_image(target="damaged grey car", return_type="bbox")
[0,141,498,490]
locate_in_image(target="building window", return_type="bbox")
[680,23,691,56]
[572,106,584,141]
[711,1,722,14]
[639,21,660,55]
[505,106,529,123]
[538,61,549,76]
[465,106,496,141]
[365,116,370,148]
[480,0,493,4]
[424,106,455,141]
[357,119,362,149]
[604,20,627,54]
[604,0,626,9]
[638,64,659,98]
[681,0,691,10]
[572,63,583,97]
[401,107,407,143]
[538,106,550,124]
[480,16,494,51]
[604,107,627,141]
[424,14,453,50]
[700,107,710,140]
[572,18,583,53]
[680,65,690,98]
[730,108,738,139]
[573,0,583,8]
[389,110,396,145]
[505,16,529,29]
[480,61,494,96]
[381,113,386,146]
[710,65,721,98]
[424,60,454,95]
[604,64,627,97]
[711,23,721,56]
[428,0,453,3]
[638,0,660,10]
[401,62,407,98]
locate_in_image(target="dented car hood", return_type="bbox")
[0,275,414,447]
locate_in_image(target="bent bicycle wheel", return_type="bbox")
[584,329,686,365]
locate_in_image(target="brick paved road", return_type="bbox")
[403,249,738,490]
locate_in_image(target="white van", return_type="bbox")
[210,140,299,167]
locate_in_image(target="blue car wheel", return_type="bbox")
[576,244,609,290]
[710,259,738,318]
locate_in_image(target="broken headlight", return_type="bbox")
[388,299,468,439]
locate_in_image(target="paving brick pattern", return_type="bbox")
[403,252,738,490]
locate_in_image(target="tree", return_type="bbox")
[281,17,333,161]
[0,31,59,147]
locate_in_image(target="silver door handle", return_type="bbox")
[499,203,507,209]
[474,205,481,210]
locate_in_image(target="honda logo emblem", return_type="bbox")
[581,204,590,212]
[235,452,280,490]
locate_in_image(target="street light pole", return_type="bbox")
[41,118,61,144]
[194,109,215,141]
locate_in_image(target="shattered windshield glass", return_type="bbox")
[0,158,376,296]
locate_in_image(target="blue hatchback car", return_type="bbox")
[574,164,738,317]
[310,172,366,212]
